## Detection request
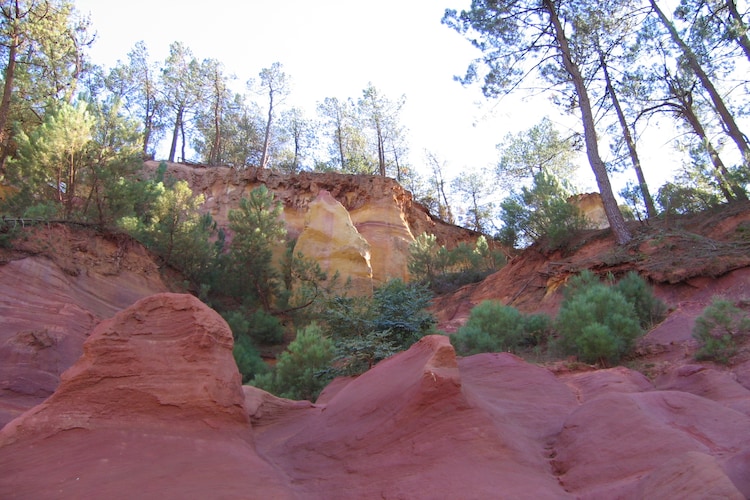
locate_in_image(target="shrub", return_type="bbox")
[575,323,624,365]
[562,269,602,300]
[523,312,554,346]
[499,171,587,250]
[332,330,400,376]
[657,182,720,215]
[451,301,526,355]
[613,271,667,328]
[693,298,750,364]
[408,233,505,292]
[555,284,642,365]
[223,310,250,337]
[247,309,285,345]
[223,310,267,383]
[371,278,435,347]
[252,323,334,401]
[233,334,268,383]
[319,279,435,376]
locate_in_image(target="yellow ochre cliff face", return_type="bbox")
[143,161,480,293]
[294,190,373,296]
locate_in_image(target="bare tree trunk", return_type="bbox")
[180,118,187,162]
[600,52,657,218]
[336,124,346,169]
[376,122,386,176]
[168,107,183,162]
[292,129,300,172]
[545,0,632,244]
[260,92,273,169]
[0,22,19,173]
[651,0,750,167]
[210,95,221,165]
[674,89,747,201]
[726,0,750,62]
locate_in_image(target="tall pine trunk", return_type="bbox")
[168,106,183,162]
[600,51,657,218]
[651,0,750,168]
[545,0,632,244]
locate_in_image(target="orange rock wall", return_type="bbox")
[144,161,480,289]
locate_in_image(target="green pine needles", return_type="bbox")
[555,270,666,365]
[451,270,666,367]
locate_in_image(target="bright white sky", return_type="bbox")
[74,0,681,199]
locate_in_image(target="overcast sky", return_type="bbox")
[74,0,683,195]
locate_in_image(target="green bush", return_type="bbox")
[693,298,750,364]
[498,171,587,250]
[222,310,267,383]
[252,323,334,401]
[248,309,285,345]
[322,279,436,376]
[371,278,435,347]
[613,271,667,328]
[451,301,526,355]
[555,283,642,365]
[523,312,554,346]
[575,323,624,365]
[223,310,250,336]
[562,269,602,301]
[657,182,720,215]
[408,233,505,292]
[233,334,268,383]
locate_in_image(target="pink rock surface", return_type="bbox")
[552,390,750,498]
[250,336,575,498]
[0,293,291,499]
[0,228,168,427]
[2,298,750,498]
[560,366,654,403]
[656,364,750,416]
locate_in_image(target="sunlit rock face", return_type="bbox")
[144,161,481,289]
[0,293,248,444]
[294,190,373,296]
[570,192,609,229]
[350,194,415,286]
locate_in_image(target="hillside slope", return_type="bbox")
[1,186,750,497]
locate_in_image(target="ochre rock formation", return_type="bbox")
[350,192,415,285]
[0,225,168,427]
[142,161,479,286]
[0,293,291,499]
[2,303,750,497]
[293,190,373,295]
[570,192,609,229]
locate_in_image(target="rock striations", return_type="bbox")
[0,225,169,427]
[0,293,291,499]
[2,295,749,498]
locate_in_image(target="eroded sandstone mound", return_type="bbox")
[0,225,169,426]
[0,293,290,499]
[4,321,749,498]
[2,298,749,498]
